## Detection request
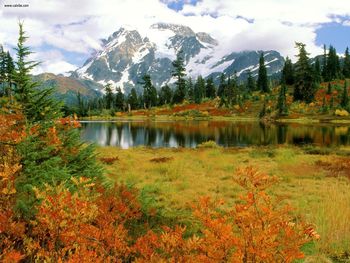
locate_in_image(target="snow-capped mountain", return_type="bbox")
[75,23,285,93]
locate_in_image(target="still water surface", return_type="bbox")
[80,121,350,148]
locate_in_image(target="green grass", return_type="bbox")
[97,145,350,261]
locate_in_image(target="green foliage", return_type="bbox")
[246,70,256,92]
[194,75,205,104]
[159,84,173,105]
[205,77,216,99]
[343,47,350,78]
[104,83,114,109]
[281,56,295,85]
[172,50,186,103]
[186,77,194,102]
[115,87,124,111]
[142,74,157,108]
[257,52,269,93]
[277,83,288,116]
[294,42,316,103]
[127,88,139,110]
[340,80,349,109]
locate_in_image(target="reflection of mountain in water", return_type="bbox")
[80,121,350,148]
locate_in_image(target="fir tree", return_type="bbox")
[281,57,295,85]
[172,50,186,103]
[142,74,157,108]
[327,82,332,95]
[159,84,173,105]
[186,77,194,102]
[257,52,269,93]
[322,44,328,81]
[12,22,61,122]
[343,47,350,78]
[205,77,216,99]
[327,46,341,80]
[277,82,288,116]
[104,83,114,109]
[0,45,6,95]
[194,75,205,104]
[246,70,256,92]
[340,80,349,109]
[217,73,226,99]
[314,57,322,84]
[115,87,125,111]
[293,42,316,103]
[127,88,139,110]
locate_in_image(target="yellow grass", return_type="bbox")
[97,145,350,260]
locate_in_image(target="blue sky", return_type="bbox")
[1,0,350,74]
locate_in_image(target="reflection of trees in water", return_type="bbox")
[80,121,350,148]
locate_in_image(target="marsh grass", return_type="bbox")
[98,145,350,260]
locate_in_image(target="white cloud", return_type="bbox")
[1,0,350,73]
[30,50,78,75]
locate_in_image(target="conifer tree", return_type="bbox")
[343,47,350,78]
[104,83,114,109]
[186,77,194,102]
[172,50,186,103]
[340,80,349,109]
[327,46,341,80]
[142,74,157,108]
[281,57,295,85]
[327,82,332,95]
[127,88,139,110]
[246,70,256,92]
[205,77,216,99]
[257,52,269,92]
[314,57,322,84]
[11,23,102,216]
[322,44,328,81]
[0,45,6,95]
[194,75,205,104]
[293,42,316,103]
[277,82,288,116]
[217,73,226,99]
[115,87,125,111]
[12,22,61,122]
[159,84,173,105]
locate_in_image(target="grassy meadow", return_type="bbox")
[97,144,350,262]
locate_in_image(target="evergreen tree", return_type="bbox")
[322,44,328,81]
[277,82,288,116]
[172,50,186,103]
[11,23,102,216]
[142,74,157,108]
[246,70,256,92]
[115,87,125,111]
[343,47,350,78]
[186,77,194,102]
[127,88,139,110]
[205,77,216,99]
[327,82,332,95]
[293,42,316,103]
[104,83,114,109]
[340,80,349,109]
[281,57,295,85]
[217,73,226,99]
[159,84,173,105]
[76,92,87,116]
[0,45,6,95]
[327,45,341,80]
[257,52,269,93]
[194,75,205,104]
[313,57,322,84]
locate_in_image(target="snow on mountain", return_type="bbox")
[75,23,285,94]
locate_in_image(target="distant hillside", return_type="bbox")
[33,73,103,105]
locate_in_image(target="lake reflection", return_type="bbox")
[80,121,350,148]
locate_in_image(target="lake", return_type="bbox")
[80,120,350,148]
